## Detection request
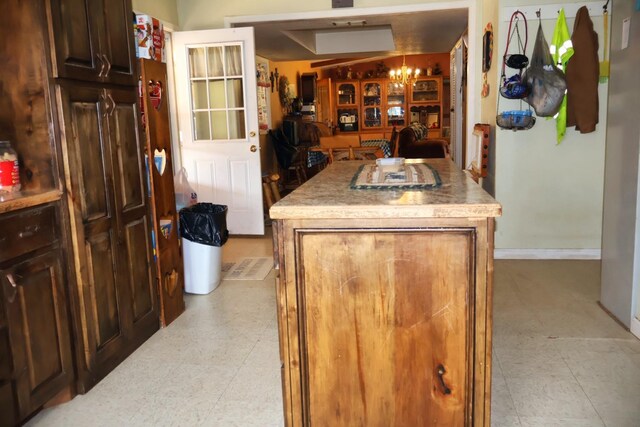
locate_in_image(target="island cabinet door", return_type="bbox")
[294,229,473,426]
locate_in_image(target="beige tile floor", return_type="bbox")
[28,230,640,426]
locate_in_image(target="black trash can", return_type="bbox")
[179,203,229,294]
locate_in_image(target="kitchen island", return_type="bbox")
[270,159,501,426]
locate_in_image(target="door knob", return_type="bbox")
[250,145,257,152]
[249,131,256,137]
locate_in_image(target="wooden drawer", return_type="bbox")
[0,206,57,264]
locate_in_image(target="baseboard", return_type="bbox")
[494,249,601,260]
[631,316,640,340]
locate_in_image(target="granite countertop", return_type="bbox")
[269,159,502,220]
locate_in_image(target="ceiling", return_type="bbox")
[231,9,468,63]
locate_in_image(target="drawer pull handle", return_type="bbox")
[96,54,105,77]
[436,364,452,395]
[102,54,112,77]
[6,273,18,303]
[18,225,40,238]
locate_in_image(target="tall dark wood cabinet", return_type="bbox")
[0,0,158,423]
[56,81,158,389]
[50,0,159,391]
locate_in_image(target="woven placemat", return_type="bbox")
[350,163,441,190]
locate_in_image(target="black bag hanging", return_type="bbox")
[500,11,530,100]
[523,19,567,117]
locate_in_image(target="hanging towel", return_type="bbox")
[551,8,574,144]
[566,6,600,133]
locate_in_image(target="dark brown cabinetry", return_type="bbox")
[48,0,137,86]
[0,0,157,423]
[3,250,74,420]
[0,301,17,427]
[139,59,185,326]
[0,206,74,423]
[57,82,158,389]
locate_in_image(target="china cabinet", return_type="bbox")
[410,76,443,138]
[332,76,443,138]
[361,80,383,130]
[335,81,359,132]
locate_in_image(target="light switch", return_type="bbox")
[622,17,631,50]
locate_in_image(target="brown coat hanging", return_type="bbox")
[566,6,600,133]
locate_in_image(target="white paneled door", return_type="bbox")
[173,27,263,235]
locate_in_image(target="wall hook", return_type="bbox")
[603,0,610,12]
[536,8,541,18]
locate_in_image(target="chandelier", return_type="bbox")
[389,56,420,87]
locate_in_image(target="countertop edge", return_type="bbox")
[270,203,502,220]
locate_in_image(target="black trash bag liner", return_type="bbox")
[523,23,567,117]
[179,203,229,247]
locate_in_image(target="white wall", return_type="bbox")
[133,0,180,28]
[495,0,608,250]
[601,0,640,329]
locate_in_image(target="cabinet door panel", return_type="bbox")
[107,88,158,347]
[70,100,110,221]
[47,0,102,81]
[57,83,130,370]
[298,230,472,426]
[109,92,145,212]
[86,232,122,348]
[3,252,73,418]
[123,218,154,322]
[102,0,136,85]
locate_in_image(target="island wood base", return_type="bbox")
[273,216,495,426]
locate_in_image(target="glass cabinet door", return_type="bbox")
[336,82,357,106]
[362,81,382,129]
[386,82,405,127]
[411,78,440,103]
[337,108,358,132]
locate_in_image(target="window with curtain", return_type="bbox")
[188,43,246,141]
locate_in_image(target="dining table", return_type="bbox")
[306,138,392,168]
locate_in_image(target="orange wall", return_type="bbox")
[268,60,315,128]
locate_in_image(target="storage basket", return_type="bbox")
[496,110,536,131]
